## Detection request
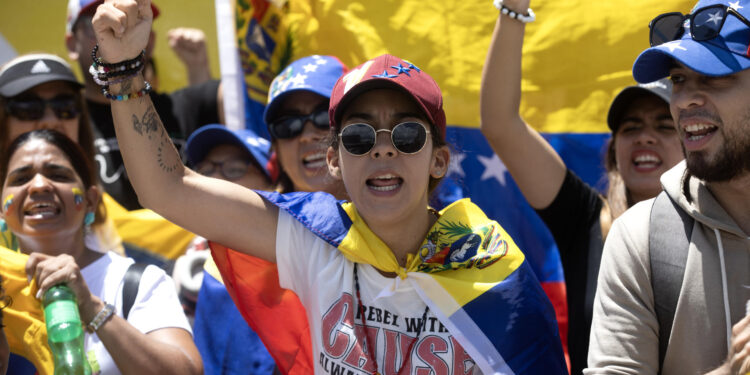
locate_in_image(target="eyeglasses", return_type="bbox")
[338,122,430,156]
[194,159,254,181]
[649,4,750,46]
[4,95,80,121]
[268,108,329,139]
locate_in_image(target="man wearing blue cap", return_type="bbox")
[587,1,750,374]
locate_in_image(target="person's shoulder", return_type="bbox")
[618,198,655,224]
[605,198,656,258]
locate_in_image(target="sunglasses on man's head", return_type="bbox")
[5,95,80,121]
[649,4,750,46]
[338,122,430,156]
[268,108,329,139]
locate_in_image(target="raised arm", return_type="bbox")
[479,0,566,209]
[92,0,277,262]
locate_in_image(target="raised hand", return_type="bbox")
[167,27,212,85]
[92,0,153,63]
[167,27,208,67]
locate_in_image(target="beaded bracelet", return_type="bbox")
[91,44,145,69]
[493,0,536,23]
[90,44,145,82]
[101,80,152,101]
[89,63,144,86]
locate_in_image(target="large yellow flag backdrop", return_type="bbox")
[285,0,694,132]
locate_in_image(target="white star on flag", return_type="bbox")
[663,41,687,53]
[289,73,308,87]
[447,152,466,177]
[303,63,318,73]
[477,154,508,186]
[315,58,328,65]
[729,1,743,10]
[704,10,724,26]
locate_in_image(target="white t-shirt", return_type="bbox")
[276,210,481,375]
[81,251,192,375]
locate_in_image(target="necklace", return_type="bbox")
[353,263,429,375]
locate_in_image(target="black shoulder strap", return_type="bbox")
[122,263,148,320]
[649,191,694,373]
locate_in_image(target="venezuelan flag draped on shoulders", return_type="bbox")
[211,191,567,374]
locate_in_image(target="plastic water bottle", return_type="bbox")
[43,284,93,375]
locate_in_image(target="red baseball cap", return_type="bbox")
[328,54,446,139]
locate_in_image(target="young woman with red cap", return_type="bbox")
[90,0,567,373]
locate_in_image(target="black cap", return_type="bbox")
[0,54,82,97]
[606,78,672,132]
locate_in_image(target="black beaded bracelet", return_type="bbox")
[91,44,145,69]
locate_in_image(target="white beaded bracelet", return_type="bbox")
[493,0,536,23]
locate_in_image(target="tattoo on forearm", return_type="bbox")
[130,105,180,173]
[157,127,180,173]
[131,107,159,139]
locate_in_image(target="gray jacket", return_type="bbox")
[585,161,750,375]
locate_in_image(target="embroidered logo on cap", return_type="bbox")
[30,60,51,74]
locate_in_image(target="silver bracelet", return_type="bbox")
[493,0,536,23]
[87,303,115,333]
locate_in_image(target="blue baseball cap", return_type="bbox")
[633,0,750,83]
[262,55,347,130]
[185,125,272,178]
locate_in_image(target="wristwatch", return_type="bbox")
[87,303,115,333]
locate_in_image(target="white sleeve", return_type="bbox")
[125,265,192,335]
[276,209,317,302]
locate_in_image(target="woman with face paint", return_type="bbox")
[92,1,567,373]
[0,130,202,375]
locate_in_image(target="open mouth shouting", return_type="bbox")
[631,150,663,172]
[366,173,403,194]
[302,151,327,171]
[23,201,61,221]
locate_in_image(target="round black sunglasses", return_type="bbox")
[649,4,750,47]
[338,122,430,156]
